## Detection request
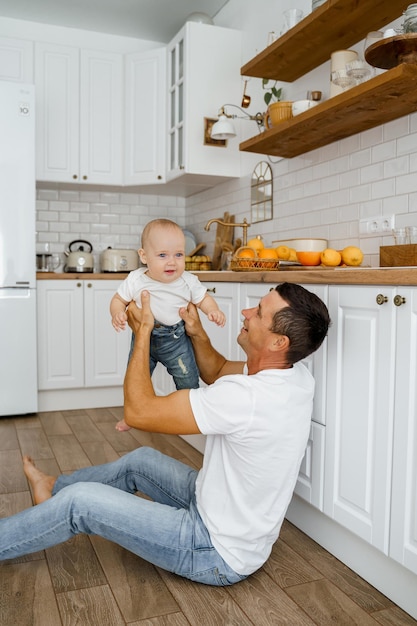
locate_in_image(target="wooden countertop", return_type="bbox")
[37,268,417,286]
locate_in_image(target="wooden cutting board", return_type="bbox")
[212,212,235,270]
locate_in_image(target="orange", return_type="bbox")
[258,248,278,259]
[288,247,298,262]
[247,237,264,252]
[275,245,290,260]
[236,246,256,259]
[321,248,342,267]
[341,246,364,266]
[296,251,322,266]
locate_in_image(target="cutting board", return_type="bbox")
[212,212,235,270]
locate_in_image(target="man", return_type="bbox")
[1,283,330,586]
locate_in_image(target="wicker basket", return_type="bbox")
[185,261,212,271]
[230,257,280,271]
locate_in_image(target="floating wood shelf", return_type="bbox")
[239,64,417,158]
[241,0,409,82]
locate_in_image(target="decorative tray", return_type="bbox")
[365,33,417,69]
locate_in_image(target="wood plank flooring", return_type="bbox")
[1,408,416,626]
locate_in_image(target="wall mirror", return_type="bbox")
[251,161,273,223]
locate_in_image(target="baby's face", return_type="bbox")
[139,227,186,283]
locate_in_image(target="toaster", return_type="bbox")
[100,248,139,273]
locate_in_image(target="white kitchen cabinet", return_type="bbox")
[124,47,166,186]
[0,37,33,82]
[389,288,417,575]
[166,22,242,183]
[35,43,123,184]
[37,280,131,390]
[241,282,328,509]
[325,285,405,555]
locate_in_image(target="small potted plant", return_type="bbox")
[262,79,292,127]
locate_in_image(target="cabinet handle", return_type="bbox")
[77,282,82,288]
[87,283,92,288]
[72,174,78,180]
[376,294,388,305]
[393,295,406,306]
[157,175,162,180]
[206,287,216,293]
[82,175,88,180]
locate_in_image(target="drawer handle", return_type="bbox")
[77,282,82,288]
[376,294,388,305]
[206,287,216,293]
[393,295,406,307]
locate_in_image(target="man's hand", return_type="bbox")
[126,291,154,335]
[179,302,203,339]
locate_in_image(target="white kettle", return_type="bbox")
[64,240,94,273]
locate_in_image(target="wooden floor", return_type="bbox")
[1,408,416,626]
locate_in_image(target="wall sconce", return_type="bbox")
[210,104,264,140]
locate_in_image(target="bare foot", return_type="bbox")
[115,419,131,432]
[23,456,56,504]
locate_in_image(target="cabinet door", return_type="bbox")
[83,281,132,387]
[325,285,395,553]
[35,42,79,182]
[125,48,166,185]
[200,282,241,361]
[390,288,417,574]
[0,37,33,82]
[80,49,123,185]
[37,280,84,389]
[294,421,325,509]
[166,22,242,181]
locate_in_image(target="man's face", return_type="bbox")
[238,289,288,355]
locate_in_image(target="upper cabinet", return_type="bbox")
[0,36,33,83]
[35,43,123,185]
[166,22,242,184]
[124,47,166,186]
[240,0,414,159]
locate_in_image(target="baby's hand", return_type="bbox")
[112,310,128,331]
[207,310,226,327]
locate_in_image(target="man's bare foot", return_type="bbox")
[23,456,56,504]
[115,419,131,432]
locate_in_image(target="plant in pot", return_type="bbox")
[262,79,292,128]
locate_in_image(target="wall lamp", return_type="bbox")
[210,104,264,140]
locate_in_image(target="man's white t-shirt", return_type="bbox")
[117,268,207,326]
[189,362,314,575]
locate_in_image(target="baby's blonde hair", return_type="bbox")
[141,219,183,248]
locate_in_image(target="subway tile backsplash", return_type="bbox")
[36,188,186,272]
[37,113,417,270]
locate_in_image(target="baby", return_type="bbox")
[110,218,225,431]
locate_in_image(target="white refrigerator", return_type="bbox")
[0,81,37,416]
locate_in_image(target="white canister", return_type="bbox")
[330,49,358,96]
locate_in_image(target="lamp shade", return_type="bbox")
[210,115,236,140]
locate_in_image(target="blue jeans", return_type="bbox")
[129,320,200,390]
[0,447,247,586]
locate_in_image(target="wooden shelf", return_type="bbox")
[239,64,417,158]
[241,0,409,82]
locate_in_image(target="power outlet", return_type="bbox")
[359,215,395,236]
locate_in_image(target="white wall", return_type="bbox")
[186,0,417,267]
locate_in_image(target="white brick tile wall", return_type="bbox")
[37,114,417,269]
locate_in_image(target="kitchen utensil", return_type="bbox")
[283,8,303,32]
[183,230,197,255]
[188,242,206,257]
[241,80,251,108]
[292,100,318,115]
[100,248,139,272]
[36,253,60,272]
[64,239,94,273]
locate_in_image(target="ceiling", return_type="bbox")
[0,0,229,43]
